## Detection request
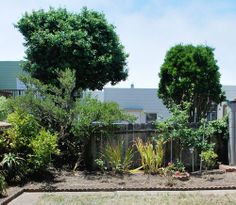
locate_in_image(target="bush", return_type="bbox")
[6,109,39,152]
[0,153,25,182]
[2,109,59,179]
[200,150,218,170]
[29,129,59,170]
[73,95,135,140]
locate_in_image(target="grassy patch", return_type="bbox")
[33,191,236,205]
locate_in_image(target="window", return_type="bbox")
[146,113,157,123]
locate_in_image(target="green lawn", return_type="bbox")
[10,190,236,205]
[14,191,236,205]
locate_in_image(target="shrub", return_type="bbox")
[29,129,59,170]
[136,138,164,174]
[200,150,218,170]
[73,95,135,140]
[6,109,39,152]
[3,109,59,179]
[0,153,25,182]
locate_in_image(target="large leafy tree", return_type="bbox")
[15,7,128,90]
[158,44,225,122]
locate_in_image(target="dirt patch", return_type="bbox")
[1,169,236,204]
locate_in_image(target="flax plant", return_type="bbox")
[136,138,164,174]
[103,141,133,174]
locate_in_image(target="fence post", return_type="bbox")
[228,100,236,165]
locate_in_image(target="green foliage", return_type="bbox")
[0,153,25,181]
[174,160,185,173]
[6,109,39,152]
[95,158,107,173]
[0,173,6,196]
[158,44,225,122]
[164,161,186,176]
[200,150,218,170]
[135,138,164,174]
[14,69,79,136]
[207,116,229,140]
[7,70,133,169]
[193,116,228,153]
[29,129,59,170]
[7,70,81,167]
[156,103,195,151]
[73,95,135,140]
[16,7,128,90]
[0,96,8,121]
[155,103,224,164]
[102,141,133,174]
[2,109,59,179]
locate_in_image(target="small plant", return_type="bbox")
[174,160,185,173]
[200,150,218,170]
[165,175,176,187]
[95,158,107,173]
[164,162,176,175]
[1,153,25,182]
[164,161,189,181]
[103,141,133,174]
[164,160,185,174]
[136,138,164,174]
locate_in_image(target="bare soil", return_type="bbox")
[2,169,236,204]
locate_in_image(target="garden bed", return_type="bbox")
[1,169,236,204]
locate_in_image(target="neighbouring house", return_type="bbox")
[85,88,170,123]
[103,87,170,123]
[0,61,235,123]
[0,61,25,97]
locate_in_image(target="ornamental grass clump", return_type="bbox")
[102,141,133,174]
[135,138,164,174]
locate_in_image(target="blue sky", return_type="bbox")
[1,0,236,88]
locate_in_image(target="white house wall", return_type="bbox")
[103,88,170,123]
[217,86,236,119]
